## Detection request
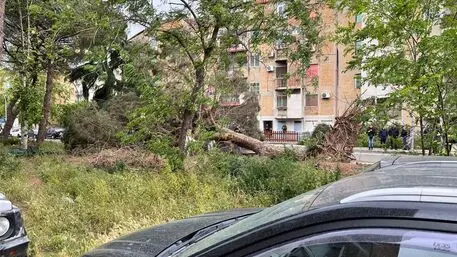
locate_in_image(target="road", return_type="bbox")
[352,150,398,164]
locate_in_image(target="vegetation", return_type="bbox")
[332,0,457,156]
[0,144,341,257]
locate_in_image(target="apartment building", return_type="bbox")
[225,6,362,135]
[129,3,364,136]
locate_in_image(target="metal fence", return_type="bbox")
[263,131,306,143]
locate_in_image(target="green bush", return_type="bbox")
[37,141,66,155]
[311,123,331,143]
[0,151,343,256]
[61,102,121,151]
[0,155,268,257]
[0,137,20,146]
[191,151,340,203]
[0,146,20,176]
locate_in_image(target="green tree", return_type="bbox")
[332,0,457,155]
[3,0,127,146]
[129,0,323,152]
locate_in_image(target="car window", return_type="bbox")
[174,187,325,256]
[253,229,457,257]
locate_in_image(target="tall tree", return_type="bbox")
[129,0,323,152]
[0,0,6,60]
[331,0,457,155]
[3,0,127,145]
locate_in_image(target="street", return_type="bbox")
[353,149,398,164]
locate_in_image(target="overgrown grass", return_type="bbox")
[0,147,342,257]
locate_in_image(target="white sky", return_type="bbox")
[126,0,175,39]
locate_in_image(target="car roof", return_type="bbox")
[310,156,457,208]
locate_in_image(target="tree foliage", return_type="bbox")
[332,0,457,155]
[126,0,324,152]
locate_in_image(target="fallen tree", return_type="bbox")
[318,101,363,161]
[212,100,363,161]
[214,128,308,159]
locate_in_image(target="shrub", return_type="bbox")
[0,146,20,177]
[0,137,20,146]
[61,103,121,151]
[37,141,66,155]
[299,124,332,156]
[190,151,340,203]
[311,123,332,143]
[0,155,267,257]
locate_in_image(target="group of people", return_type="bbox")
[367,124,410,150]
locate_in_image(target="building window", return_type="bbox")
[355,40,362,54]
[275,39,286,50]
[356,13,364,23]
[250,53,260,67]
[277,94,287,110]
[354,74,362,88]
[276,3,286,17]
[249,82,260,93]
[305,94,318,107]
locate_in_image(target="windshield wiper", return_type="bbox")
[158,216,245,257]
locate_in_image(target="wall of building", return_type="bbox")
[254,5,362,134]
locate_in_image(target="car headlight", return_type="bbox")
[0,217,10,237]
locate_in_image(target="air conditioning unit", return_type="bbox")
[268,50,275,58]
[321,92,331,99]
[266,65,275,72]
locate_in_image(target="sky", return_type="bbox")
[126,0,174,39]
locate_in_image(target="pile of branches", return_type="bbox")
[319,101,363,161]
[89,147,164,171]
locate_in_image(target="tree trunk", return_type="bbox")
[20,121,27,149]
[419,115,425,156]
[0,0,6,61]
[1,100,18,138]
[178,67,205,152]
[178,109,194,151]
[214,128,308,159]
[37,63,54,144]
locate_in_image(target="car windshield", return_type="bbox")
[174,187,324,256]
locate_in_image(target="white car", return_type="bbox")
[10,128,21,137]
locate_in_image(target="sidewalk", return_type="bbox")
[353,147,422,155]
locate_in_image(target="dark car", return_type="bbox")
[0,193,28,257]
[83,156,457,257]
[46,127,65,139]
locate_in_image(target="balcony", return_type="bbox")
[276,49,288,60]
[220,95,241,107]
[276,78,287,88]
[228,44,247,53]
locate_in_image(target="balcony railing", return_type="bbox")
[263,131,305,143]
[276,78,287,88]
[220,96,241,106]
[276,49,288,60]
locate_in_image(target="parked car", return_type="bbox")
[83,156,457,257]
[46,127,65,139]
[9,128,21,138]
[9,128,37,139]
[0,193,28,256]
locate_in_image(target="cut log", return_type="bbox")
[214,128,308,158]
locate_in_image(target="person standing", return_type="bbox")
[389,125,400,149]
[379,127,388,147]
[367,125,375,150]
